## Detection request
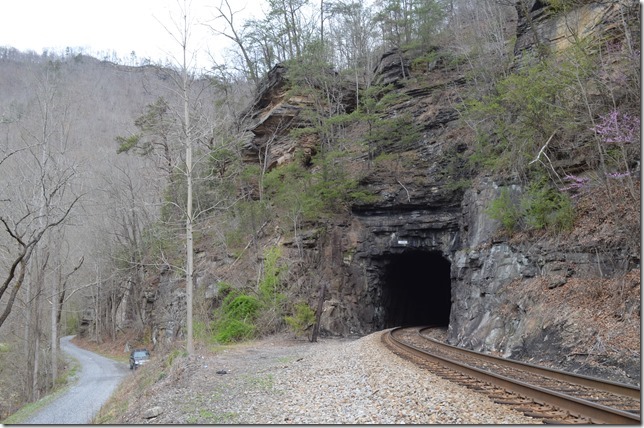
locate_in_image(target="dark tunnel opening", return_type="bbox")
[381,250,451,328]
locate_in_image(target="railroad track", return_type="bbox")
[382,326,640,424]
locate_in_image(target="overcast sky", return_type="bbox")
[0,0,264,69]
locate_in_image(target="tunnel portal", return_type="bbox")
[380,250,451,328]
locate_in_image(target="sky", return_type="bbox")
[0,0,264,69]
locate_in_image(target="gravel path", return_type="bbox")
[23,335,129,424]
[119,331,539,424]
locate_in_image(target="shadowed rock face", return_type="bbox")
[372,49,411,87]
[226,8,639,382]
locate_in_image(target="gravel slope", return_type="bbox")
[118,331,538,424]
[22,336,129,424]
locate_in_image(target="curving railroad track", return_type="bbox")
[382,326,640,424]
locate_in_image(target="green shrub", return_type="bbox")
[487,181,575,233]
[522,181,574,232]
[259,246,282,301]
[284,302,316,338]
[255,246,288,335]
[210,247,288,344]
[463,45,596,178]
[550,196,575,232]
[226,294,261,320]
[486,188,521,231]
[214,318,256,343]
[263,150,373,226]
[215,281,233,299]
[210,291,261,344]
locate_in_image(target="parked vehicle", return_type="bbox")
[129,349,150,370]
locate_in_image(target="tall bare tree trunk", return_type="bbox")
[51,266,59,386]
[32,318,40,400]
[29,249,46,400]
[26,247,49,401]
[23,268,32,402]
[94,266,102,342]
[178,3,195,356]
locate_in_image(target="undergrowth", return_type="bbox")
[209,246,287,344]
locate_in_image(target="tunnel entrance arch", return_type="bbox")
[380,250,451,328]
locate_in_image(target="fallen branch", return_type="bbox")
[529,130,562,182]
[397,180,411,202]
[529,130,557,166]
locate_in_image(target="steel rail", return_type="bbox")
[418,327,641,399]
[385,327,640,424]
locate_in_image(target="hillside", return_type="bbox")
[0,0,640,421]
[112,0,639,384]
[0,48,230,418]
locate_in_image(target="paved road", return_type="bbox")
[22,335,129,424]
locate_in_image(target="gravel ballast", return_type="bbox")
[119,331,538,424]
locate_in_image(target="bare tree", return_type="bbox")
[206,0,261,86]
[99,161,157,333]
[49,243,83,385]
[442,0,517,87]
[157,0,217,355]
[0,62,83,402]
[0,86,82,331]
[326,1,380,101]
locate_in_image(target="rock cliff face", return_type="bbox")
[115,0,639,385]
[231,0,639,384]
[514,0,636,56]
[240,64,316,170]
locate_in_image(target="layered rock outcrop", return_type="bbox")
[116,0,639,385]
[515,0,637,56]
[231,0,639,383]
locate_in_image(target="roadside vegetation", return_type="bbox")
[0,354,81,424]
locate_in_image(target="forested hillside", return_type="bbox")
[0,0,640,419]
